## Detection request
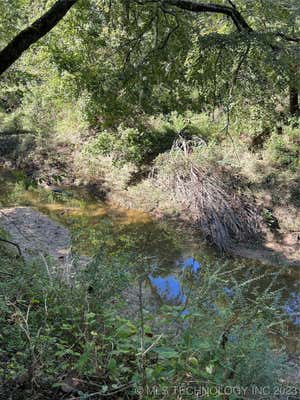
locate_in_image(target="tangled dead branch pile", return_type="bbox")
[155,150,263,252]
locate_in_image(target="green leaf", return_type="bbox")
[75,351,90,369]
[107,358,117,371]
[154,347,179,359]
[116,322,137,338]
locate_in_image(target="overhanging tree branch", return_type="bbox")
[0,0,298,78]
[134,0,252,32]
[275,32,300,43]
[0,0,78,76]
[141,1,300,44]
[162,0,253,32]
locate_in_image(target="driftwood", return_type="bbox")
[155,149,262,252]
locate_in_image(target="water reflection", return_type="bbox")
[148,256,202,306]
[180,256,201,273]
[148,275,186,305]
[223,287,235,298]
[1,168,299,351]
[284,292,300,326]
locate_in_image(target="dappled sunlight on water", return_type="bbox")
[13,187,151,223]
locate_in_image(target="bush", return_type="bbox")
[264,127,300,171]
[0,234,292,399]
[85,112,222,167]
[86,125,175,166]
[0,130,37,164]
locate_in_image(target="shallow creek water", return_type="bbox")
[0,169,299,353]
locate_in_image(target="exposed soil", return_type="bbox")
[0,206,71,262]
[233,230,300,267]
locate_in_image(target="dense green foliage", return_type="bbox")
[0,1,299,183]
[0,1,299,398]
[0,240,293,399]
[0,0,299,131]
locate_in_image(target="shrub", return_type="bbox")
[86,124,175,166]
[85,112,222,167]
[264,127,300,171]
[0,240,292,399]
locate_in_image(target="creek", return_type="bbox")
[0,168,299,353]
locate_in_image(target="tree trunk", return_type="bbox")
[289,85,299,118]
[0,0,78,76]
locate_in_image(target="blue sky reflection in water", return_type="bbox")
[284,292,300,326]
[148,275,187,305]
[148,256,201,306]
[179,256,201,273]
